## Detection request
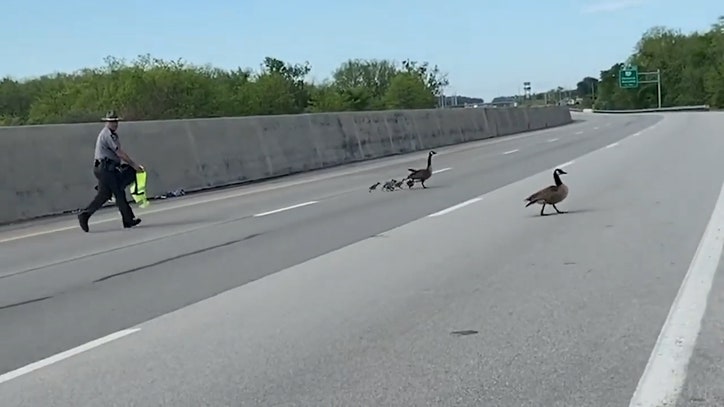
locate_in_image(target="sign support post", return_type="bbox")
[619,65,662,109]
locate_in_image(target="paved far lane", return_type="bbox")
[4,112,724,406]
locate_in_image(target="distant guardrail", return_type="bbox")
[591,105,711,114]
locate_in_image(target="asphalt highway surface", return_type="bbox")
[1,111,724,406]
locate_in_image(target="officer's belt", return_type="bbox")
[94,158,121,170]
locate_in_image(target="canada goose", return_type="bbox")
[405,150,437,188]
[369,182,380,192]
[394,179,405,190]
[524,168,569,216]
[406,179,415,189]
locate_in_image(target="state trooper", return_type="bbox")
[77,110,144,232]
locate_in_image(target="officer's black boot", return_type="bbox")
[78,212,90,232]
[123,218,142,228]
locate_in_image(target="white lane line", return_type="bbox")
[605,142,619,149]
[593,126,600,130]
[628,181,724,407]
[253,201,318,217]
[575,131,584,135]
[432,167,452,174]
[547,138,559,143]
[0,118,639,244]
[427,198,482,217]
[0,328,141,385]
[503,149,519,155]
[632,131,642,137]
[0,123,557,244]
[554,160,575,170]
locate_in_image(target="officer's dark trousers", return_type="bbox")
[84,165,135,224]
[96,164,137,191]
[118,164,137,191]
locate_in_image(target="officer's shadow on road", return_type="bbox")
[136,219,211,228]
[89,218,210,233]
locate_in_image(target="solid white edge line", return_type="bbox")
[503,149,519,155]
[605,142,619,149]
[0,328,141,385]
[427,197,483,217]
[253,201,318,217]
[575,131,584,135]
[547,138,559,142]
[432,167,452,174]
[628,181,724,407]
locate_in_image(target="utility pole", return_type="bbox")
[523,82,532,101]
[657,69,662,109]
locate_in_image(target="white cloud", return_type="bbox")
[581,0,648,14]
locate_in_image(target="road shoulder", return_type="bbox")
[676,253,724,407]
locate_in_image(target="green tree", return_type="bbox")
[306,81,351,113]
[0,54,451,126]
[576,77,598,98]
[332,59,398,106]
[703,17,724,106]
[401,59,449,97]
[592,16,724,109]
[383,72,437,109]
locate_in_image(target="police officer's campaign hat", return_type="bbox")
[101,110,123,122]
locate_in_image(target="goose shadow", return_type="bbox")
[564,208,597,215]
[404,185,447,190]
[527,208,597,218]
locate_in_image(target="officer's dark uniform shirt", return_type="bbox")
[94,126,121,164]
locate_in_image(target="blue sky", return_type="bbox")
[1,0,720,101]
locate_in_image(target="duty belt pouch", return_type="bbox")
[98,158,117,171]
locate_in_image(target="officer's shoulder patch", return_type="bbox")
[110,132,119,141]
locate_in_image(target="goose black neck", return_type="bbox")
[427,152,433,168]
[554,171,562,186]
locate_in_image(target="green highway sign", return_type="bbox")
[619,66,639,88]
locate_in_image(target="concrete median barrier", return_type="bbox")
[0,106,572,225]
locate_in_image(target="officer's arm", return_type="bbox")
[117,148,143,172]
[106,133,143,172]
